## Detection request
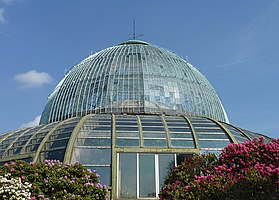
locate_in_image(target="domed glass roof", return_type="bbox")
[40,40,229,124]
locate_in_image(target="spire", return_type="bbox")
[131,19,143,39]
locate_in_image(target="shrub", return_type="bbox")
[0,160,108,200]
[0,173,32,199]
[160,154,218,199]
[160,138,279,200]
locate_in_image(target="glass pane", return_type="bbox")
[116,132,138,137]
[144,139,167,147]
[192,123,218,128]
[87,166,111,186]
[42,149,66,162]
[72,148,111,165]
[199,140,230,148]
[116,139,139,147]
[159,154,174,188]
[170,133,193,138]
[31,143,40,151]
[14,147,23,155]
[142,127,165,131]
[143,133,166,138]
[116,126,139,131]
[168,127,191,132]
[139,154,156,197]
[171,140,195,148]
[119,153,137,198]
[49,139,69,148]
[195,128,223,133]
[76,138,111,146]
[196,133,228,139]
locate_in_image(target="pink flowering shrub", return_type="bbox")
[0,160,108,200]
[160,138,279,200]
[159,154,218,199]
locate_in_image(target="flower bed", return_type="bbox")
[0,160,108,200]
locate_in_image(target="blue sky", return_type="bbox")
[0,0,278,138]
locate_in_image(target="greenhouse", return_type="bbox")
[0,40,271,199]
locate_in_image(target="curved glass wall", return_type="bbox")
[0,114,271,198]
[40,40,229,124]
[115,115,139,147]
[0,114,270,163]
[164,116,195,148]
[70,114,112,186]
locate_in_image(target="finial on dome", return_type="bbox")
[130,19,144,39]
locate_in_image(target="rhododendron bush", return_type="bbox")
[0,160,108,200]
[160,138,279,200]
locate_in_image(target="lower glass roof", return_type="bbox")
[0,113,271,164]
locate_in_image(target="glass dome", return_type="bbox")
[0,39,272,199]
[40,40,229,124]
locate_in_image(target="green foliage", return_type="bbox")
[0,160,108,200]
[160,154,218,199]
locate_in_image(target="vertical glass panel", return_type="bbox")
[139,154,156,197]
[119,153,137,198]
[87,166,111,186]
[159,154,174,189]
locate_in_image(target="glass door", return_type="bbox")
[117,153,175,199]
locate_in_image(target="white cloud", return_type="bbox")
[21,115,41,128]
[0,0,16,4]
[0,8,5,24]
[14,70,53,88]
